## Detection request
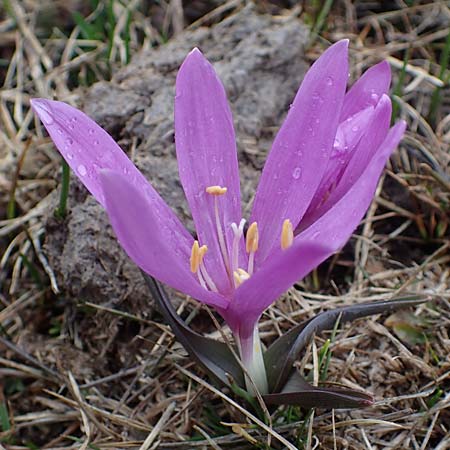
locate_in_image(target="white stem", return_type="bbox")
[213,197,230,271]
[199,262,218,292]
[247,250,255,276]
[236,324,268,395]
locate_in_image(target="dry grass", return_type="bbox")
[0,1,449,449]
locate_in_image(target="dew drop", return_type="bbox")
[65,138,73,146]
[311,91,324,105]
[370,93,379,102]
[36,105,54,125]
[292,167,301,180]
[351,125,359,132]
[93,139,100,146]
[68,124,75,130]
[88,128,95,135]
[67,153,74,160]
[57,128,63,135]
[77,164,87,176]
[325,76,333,86]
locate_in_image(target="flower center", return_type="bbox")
[189,185,294,291]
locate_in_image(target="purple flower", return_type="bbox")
[31,40,405,393]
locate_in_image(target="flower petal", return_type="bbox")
[99,169,229,309]
[232,120,405,319]
[175,48,241,293]
[297,120,406,253]
[340,60,391,121]
[250,40,349,265]
[31,98,192,248]
[231,242,332,319]
[305,105,375,216]
[302,94,392,229]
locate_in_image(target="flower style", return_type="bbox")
[31,39,405,394]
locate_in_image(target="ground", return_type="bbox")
[0,1,449,449]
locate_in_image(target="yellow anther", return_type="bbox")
[246,222,259,253]
[190,240,208,273]
[233,271,242,287]
[281,219,294,250]
[233,268,250,287]
[199,245,208,259]
[206,185,227,196]
[237,268,250,279]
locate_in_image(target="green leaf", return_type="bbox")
[385,311,427,345]
[142,273,245,388]
[55,159,70,219]
[72,11,103,40]
[263,372,373,409]
[265,295,429,393]
[0,401,10,432]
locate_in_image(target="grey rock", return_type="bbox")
[45,4,309,312]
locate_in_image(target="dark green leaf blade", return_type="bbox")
[142,273,245,388]
[263,372,373,409]
[265,295,428,393]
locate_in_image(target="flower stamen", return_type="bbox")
[206,185,230,274]
[190,241,217,291]
[246,222,258,275]
[281,219,294,250]
[233,268,250,287]
[231,218,246,274]
[190,240,207,273]
[206,185,227,196]
[199,261,218,292]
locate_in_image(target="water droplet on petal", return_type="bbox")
[36,105,54,125]
[370,93,379,102]
[65,138,73,146]
[93,139,100,146]
[67,153,74,160]
[351,125,359,132]
[88,128,95,135]
[292,167,301,180]
[77,164,87,176]
[325,76,333,86]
